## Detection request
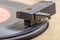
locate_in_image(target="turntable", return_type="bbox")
[0,0,56,40]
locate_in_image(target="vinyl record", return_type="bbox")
[0,1,49,40]
[0,1,27,37]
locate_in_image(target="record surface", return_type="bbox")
[0,1,27,37]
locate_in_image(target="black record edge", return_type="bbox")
[0,20,49,40]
